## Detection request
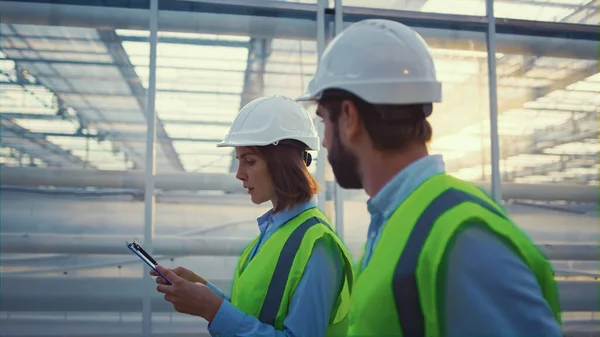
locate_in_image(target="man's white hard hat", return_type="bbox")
[217,95,320,150]
[297,19,442,105]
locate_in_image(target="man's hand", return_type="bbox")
[150,266,207,285]
[154,265,223,322]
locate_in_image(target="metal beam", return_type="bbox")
[445,112,599,172]
[238,38,271,116]
[1,166,597,202]
[560,0,598,24]
[0,33,94,169]
[1,33,249,48]
[0,119,91,168]
[1,131,224,143]
[2,59,312,77]
[339,178,598,203]
[501,62,599,119]
[142,1,158,333]
[229,38,271,173]
[496,0,597,10]
[486,0,501,201]
[1,112,233,127]
[1,25,147,170]
[97,29,184,172]
[7,0,598,40]
[433,58,599,141]
[503,157,598,182]
[1,46,315,59]
[532,114,598,149]
[0,318,594,337]
[0,73,241,96]
[2,232,599,261]
[0,276,597,312]
[332,0,344,238]
[0,166,243,192]
[0,1,597,59]
[0,318,211,337]
[340,6,598,40]
[315,0,328,215]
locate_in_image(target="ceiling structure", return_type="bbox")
[0,0,597,185]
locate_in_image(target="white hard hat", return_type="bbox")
[217,95,320,151]
[297,19,442,105]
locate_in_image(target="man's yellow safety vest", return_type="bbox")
[230,207,355,337]
[349,174,561,337]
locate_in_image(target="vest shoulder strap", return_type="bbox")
[258,216,324,325]
[390,178,507,337]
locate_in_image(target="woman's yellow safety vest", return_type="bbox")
[349,174,561,337]
[230,207,355,337]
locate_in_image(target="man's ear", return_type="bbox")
[339,99,362,144]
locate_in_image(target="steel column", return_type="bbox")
[315,0,327,214]
[142,0,159,334]
[332,0,345,239]
[485,0,502,202]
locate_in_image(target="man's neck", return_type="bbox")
[360,146,429,198]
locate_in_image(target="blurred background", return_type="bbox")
[0,0,598,336]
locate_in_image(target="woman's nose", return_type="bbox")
[236,167,246,181]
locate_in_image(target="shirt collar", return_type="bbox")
[256,195,318,234]
[367,154,446,219]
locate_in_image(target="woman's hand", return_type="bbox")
[150,266,207,285]
[154,265,224,322]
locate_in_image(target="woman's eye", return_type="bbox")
[246,160,255,166]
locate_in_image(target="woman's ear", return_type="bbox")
[303,152,312,167]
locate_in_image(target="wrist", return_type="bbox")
[203,294,224,323]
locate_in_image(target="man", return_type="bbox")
[297,19,562,337]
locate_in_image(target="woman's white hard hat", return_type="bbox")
[217,95,320,151]
[297,19,442,105]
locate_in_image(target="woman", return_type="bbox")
[153,95,354,337]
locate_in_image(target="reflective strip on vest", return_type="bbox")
[231,206,354,336]
[347,174,560,337]
[258,216,322,325]
[392,188,507,337]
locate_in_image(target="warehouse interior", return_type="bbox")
[0,0,598,336]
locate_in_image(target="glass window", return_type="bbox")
[0,2,152,333]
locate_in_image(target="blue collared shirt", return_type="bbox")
[362,155,562,337]
[206,196,344,337]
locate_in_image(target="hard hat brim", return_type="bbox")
[217,137,320,151]
[295,92,318,102]
[298,81,442,105]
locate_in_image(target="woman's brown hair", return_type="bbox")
[252,140,318,213]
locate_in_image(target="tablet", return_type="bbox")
[126,240,172,285]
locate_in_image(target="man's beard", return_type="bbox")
[327,128,363,189]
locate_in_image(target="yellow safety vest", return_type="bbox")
[349,174,561,337]
[230,207,355,337]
